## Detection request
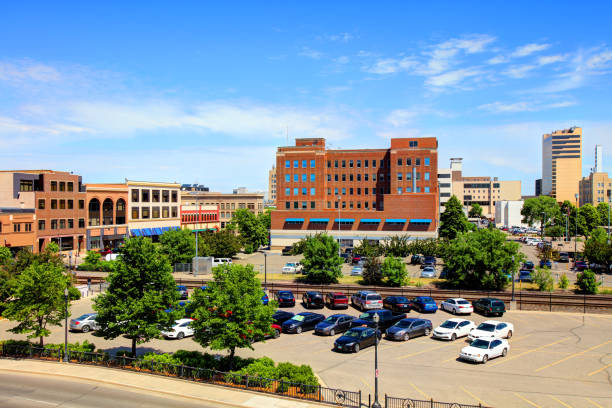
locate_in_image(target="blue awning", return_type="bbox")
[360,218,381,223]
[142,228,153,236]
[153,227,163,235]
[410,219,432,223]
[171,226,180,231]
[334,218,355,223]
[310,218,329,222]
[285,218,304,222]
[385,219,406,223]
[162,227,170,232]
[130,229,142,236]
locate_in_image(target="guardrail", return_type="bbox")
[385,394,488,408]
[0,343,361,408]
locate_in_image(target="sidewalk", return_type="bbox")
[0,358,328,408]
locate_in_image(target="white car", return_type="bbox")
[282,262,303,274]
[432,318,476,341]
[468,320,514,341]
[162,318,195,339]
[459,338,510,363]
[440,298,473,314]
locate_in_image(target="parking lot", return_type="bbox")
[2,294,611,408]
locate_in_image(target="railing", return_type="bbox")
[385,394,488,408]
[0,344,361,408]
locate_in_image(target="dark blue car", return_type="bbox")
[518,270,532,282]
[539,259,552,268]
[410,297,438,313]
[334,327,380,353]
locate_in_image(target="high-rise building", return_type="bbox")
[438,167,452,214]
[268,166,277,205]
[595,144,603,173]
[579,145,611,206]
[542,127,582,203]
[535,179,542,196]
[270,137,439,248]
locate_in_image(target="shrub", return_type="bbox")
[576,270,600,294]
[115,350,136,358]
[137,352,182,374]
[276,362,318,394]
[415,280,424,288]
[533,267,554,292]
[558,274,569,289]
[44,340,96,352]
[68,286,81,300]
[381,256,407,287]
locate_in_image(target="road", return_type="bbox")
[0,372,225,408]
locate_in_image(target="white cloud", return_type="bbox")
[585,50,612,69]
[426,68,482,87]
[437,35,496,54]
[537,54,566,65]
[487,55,509,65]
[320,33,355,42]
[334,56,350,64]
[363,57,417,74]
[357,50,377,57]
[512,43,550,57]
[503,64,537,78]
[298,47,323,59]
[0,61,61,82]
[478,100,576,113]
[385,109,418,127]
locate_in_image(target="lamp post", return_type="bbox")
[194,201,199,276]
[511,255,516,301]
[263,251,268,290]
[563,214,569,243]
[607,190,611,245]
[372,313,381,408]
[574,193,579,260]
[63,287,69,362]
[541,212,546,242]
[336,196,341,257]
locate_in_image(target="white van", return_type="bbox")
[212,258,233,267]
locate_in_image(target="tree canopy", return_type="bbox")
[228,209,268,252]
[468,203,483,218]
[439,195,472,240]
[521,196,561,228]
[381,256,407,287]
[197,230,242,258]
[93,237,181,355]
[159,228,196,264]
[301,233,343,283]
[583,227,611,266]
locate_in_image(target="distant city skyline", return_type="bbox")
[1,2,611,194]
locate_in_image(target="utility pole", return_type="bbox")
[337,196,341,257]
[608,190,611,245]
[574,194,578,260]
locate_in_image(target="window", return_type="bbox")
[407,172,412,180]
[334,160,338,168]
[349,160,354,168]
[327,174,331,182]
[365,188,369,195]
[285,160,290,168]
[310,201,315,209]
[19,180,34,191]
[59,219,66,229]
[365,159,369,168]
[171,206,178,217]
[285,201,290,209]
[285,188,290,196]
[152,190,160,202]
[398,158,402,166]
[141,189,150,202]
[310,188,315,196]
[424,172,430,181]
[424,157,430,166]
[327,160,331,168]
[25,223,32,232]
[38,199,45,209]
[294,160,298,168]
[301,201,307,209]
[310,159,315,168]
[51,200,57,209]
[38,219,46,230]
[334,187,339,195]
[416,187,421,193]
[365,201,369,208]
[13,223,20,232]
[342,188,346,195]
[51,219,58,229]
[285,174,290,182]
[416,172,420,180]
[334,201,338,209]
[294,188,298,195]
[365,174,369,181]
[425,187,430,193]
[373,188,377,194]
[342,160,346,168]
[162,190,170,202]
[301,174,307,182]
[294,201,298,209]
[132,208,139,219]
[310,174,315,182]
[79,200,84,209]
[302,160,307,168]
[327,188,331,195]
[302,188,307,195]
[294,174,298,182]
[67,182,74,192]
[79,218,85,228]
[141,207,150,219]
[350,174,354,182]
[357,187,361,195]
[342,201,346,209]
[68,200,73,209]
[349,201,354,209]
[59,182,66,192]
[380,174,384,181]
[68,219,74,229]
[356,160,361,168]
[131,189,139,202]
[398,187,402,194]
[372,160,377,168]
[409,140,418,147]
[349,188,354,195]
[231,203,235,209]
[152,207,160,218]
[51,181,58,191]
[59,200,66,210]
[380,159,384,167]
[357,174,361,182]
[416,158,421,166]
[398,173,403,181]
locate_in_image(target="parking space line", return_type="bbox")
[461,387,488,406]
[534,339,612,372]
[587,363,612,376]
[398,343,455,359]
[409,382,430,400]
[488,336,572,367]
[586,398,604,408]
[549,395,573,408]
[514,392,542,407]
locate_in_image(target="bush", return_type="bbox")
[115,350,136,358]
[276,362,318,394]
[290,239,307,255]
[558,274,570,289]
[136,352,182,374]
[415,280,424,288]
[576,270,600,294]
[68,286,81,300]
[381,256,407,287]
[42,340,96,352]
[532,267,554,292]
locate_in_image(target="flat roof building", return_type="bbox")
[85,183,128,251]
[181,189,264,229]
[0,208,36,253]
[127,180,182,241]
[542,127,582,203]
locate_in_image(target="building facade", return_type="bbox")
[180,204,220,232]
[495,200,530,228]
[437,167,452,214]
[447,159,521,219]
[542,127,582,203]
[0,209,36,253]
[579,172,612,206]
[270,137,439,248]
[85,184,128,251]
[268,166,277,205]
[0,170,87,253]
[535,179,542,196]
[181,188,264,229]
[127,180,181,241]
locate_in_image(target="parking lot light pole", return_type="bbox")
[574,193,579,259]
[608,190,611,245]
[263,251,268,290]
[63,287,69,362]
[540,212,546,242]
[372,313,381,408]
[511,255,515,302]
[336,196,341,257]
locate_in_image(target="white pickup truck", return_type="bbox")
[282,262,303,274]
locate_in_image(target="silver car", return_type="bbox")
[69,313,100,333]
[420,266,436,278]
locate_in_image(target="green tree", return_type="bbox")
[381,256,407,287]
[468,203,483,218]
[0,247,11,264]
[576,269,600,294]
[439,195,472,240]
[229,209,268,252]
[579,204,601,236]
[190,264,275,371]
[521,196,561,228]
[354,239,383,258]
[383,235,410,257]
[545,225,564,239]
[596,202,610,229]
[93,237,181,356]
[442,228,524,290]
[301,233,343,284]
[533,267,554,292]
[159,228,196,264]
[198,230,242,258]
[583,227,612,266]
[257,209,272,231]
[362,256,382,285]
[558,273,570,290]
[2,262,70,346]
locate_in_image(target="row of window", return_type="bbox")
[282,201,383,210]
[12,223,33,232]
[285,187,316,196]
[131,206,178,220]
[131,189,178,203]
[397,187,430,193]
[219,202,260,210]
[38,219,86,231]
[38,199,85,210]
[285,159,317,169]
[323,156,431,169]
[181,213,218,223]
[50,181,75,192]
[285,174,316,183]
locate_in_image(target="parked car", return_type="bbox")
[410,254,422,265]
[351,266,363,276]
[162,318,194,339]
[352,254,362,264]
[410,297,438,313]
[281,312,325,334]
[261,293,269,305]
[460,338,510,363]
[383,296,412,313]
[69,313,100,333]
[314,314,355,336]
[212,258,232,267]
[518,270,533,282]
[334,327,380,353]
[574,260,588,271]
[432,318,476,341]
[351,291,383,311]
[275,291,296,307]
[302,291,324,309]
[421,256,437,268]
[439,267,449,279]
[558,252,570,263]
[472,298,506,317]
[385,318,432,341]
[281,245,293,255]
[351,309,407,331]
[420,266,436,278]
[326,292,349,309]
[440,298,473,315]
[282,262,302,274]
[522,261,535,271]
[539,259,552,268]
[176,285,188,300]
[468,320,514,340]
[340,253,351,263]
[272,310,295,325]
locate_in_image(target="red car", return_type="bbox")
[352,255,362,264]
[326,292,349,309]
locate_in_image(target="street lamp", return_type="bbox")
[607,189,611,245]
[263,251,268,290]
[372,313,381,408]
[574,193,579,260]
[63,287,69,362]
[336,196,341,257]
[540,212,546,242]
[511,255,515,302]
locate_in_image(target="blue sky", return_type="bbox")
[1,2,611,195]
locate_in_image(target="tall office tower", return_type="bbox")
[595,145,603,173]
[542,127,582,203]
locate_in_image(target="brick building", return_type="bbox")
[85,183,129,251]
[127,180,182,241]
[180,204,220,232]
[0,208,36,253]
[271,138,439,248]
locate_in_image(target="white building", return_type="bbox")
[437,167,452,214]
[495,200,530,228]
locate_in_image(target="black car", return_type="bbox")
[410,254,421,265]
[421,256,436,269]
[522,261,535,270]
[275,291,296,307]
[334,327,380,353]
[302,291,324,309]
[340,253,351,263]
[383,296,412,313]
[176,285,188,300]
[558,252,570,263]
[473,298,506,317]
[314,314,355,336]
[272,310,295,325]
[281,312,325,334]
[281,246,293,255]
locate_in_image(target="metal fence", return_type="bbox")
[174,263,192,273]
[385,395,488,408]
[0,344,361,408]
